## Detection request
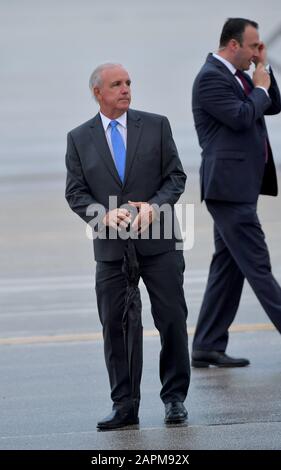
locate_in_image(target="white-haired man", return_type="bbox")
[65,63,190,430]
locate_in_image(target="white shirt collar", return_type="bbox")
[212,53,236,75]
[99,111,127,132]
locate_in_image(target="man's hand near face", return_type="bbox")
[252,42,271,91]
[253,41,267,66]
[253,62,271,89]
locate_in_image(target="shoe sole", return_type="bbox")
[192,360,249,368]
[165,417,188,425]
[97,420,139,431]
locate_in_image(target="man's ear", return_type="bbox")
[93,86,100,100]
[229,38,240,52]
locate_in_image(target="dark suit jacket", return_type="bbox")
[65,109,186,261]
[192,54,281,202]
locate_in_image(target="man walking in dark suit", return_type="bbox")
[65,63,189,429]
[192,18,281,368]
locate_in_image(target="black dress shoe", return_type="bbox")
[97,407,139,431]
[192,350,250,368]
[164,402,188,424]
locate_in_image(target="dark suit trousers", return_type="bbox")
[193,200,281,352]
[95,250,190,406]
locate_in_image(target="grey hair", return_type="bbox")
[89,62,123,100]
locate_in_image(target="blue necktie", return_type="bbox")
[110,120,126,182]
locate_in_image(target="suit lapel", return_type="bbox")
[123,109,142,188]
[207,54,248,99]
[89,114,122,186]
[231,73,250,98]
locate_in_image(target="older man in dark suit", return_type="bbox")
[192,18,281,368]
[65,63,189,430]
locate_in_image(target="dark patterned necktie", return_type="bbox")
[235,70,268,162]
[235,69,252,95]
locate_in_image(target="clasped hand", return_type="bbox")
[102,202,156,234]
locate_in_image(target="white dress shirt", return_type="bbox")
[99,112,127,165]
[212,53,269,97]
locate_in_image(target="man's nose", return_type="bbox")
[121,83,129,93]
[252,48,260,59]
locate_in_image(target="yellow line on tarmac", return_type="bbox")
[0,323,275,346]
[228,323,274,333]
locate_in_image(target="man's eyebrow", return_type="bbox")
[110,79,131,86]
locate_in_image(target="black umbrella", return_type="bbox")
[122,238,143,412]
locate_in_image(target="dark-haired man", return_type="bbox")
[192,18,281,367]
